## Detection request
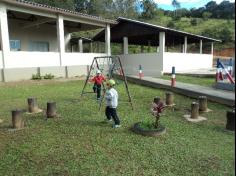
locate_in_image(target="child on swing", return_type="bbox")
[90,70,106,100]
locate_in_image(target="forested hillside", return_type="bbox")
[28,0,235,50]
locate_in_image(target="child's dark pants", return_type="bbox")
[93,84,101,99]
[106,106,120,125]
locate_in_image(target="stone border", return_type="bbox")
[132,122,166,137]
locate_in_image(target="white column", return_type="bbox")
[78,39,83,53]
[184,36,188,53]
[57,15,65,66]
[211,42,214,55]
[105,24,111,56]
[0,4,10,82]
[159,32,165,54]
[65,33,71,52]
[123,37,128,55]
[200,40,203,54]
[0,4,10,68]
[159,32,165,75]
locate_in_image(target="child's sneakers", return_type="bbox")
[112,124,121,128]
[104,119,112,123]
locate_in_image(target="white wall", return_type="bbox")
[5,51,60,68]
[163,52,213,73]
[3,51,106,68]
[0,51,3,68]
[119,53,163,77]
[62,53,107,66]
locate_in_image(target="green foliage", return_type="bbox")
[43,74,55,80]
[167,21,176,28]
[190,18,198,26]
[202,12,212,20]
[140,0,157,19]
[31,73,42,80]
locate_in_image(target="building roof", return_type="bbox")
[93,17,221,46]
[1,0,116,25]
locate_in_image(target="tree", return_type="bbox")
[202,12,212,20]
[140,0,157,19]
[172,0,181,17]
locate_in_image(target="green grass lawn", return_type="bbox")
[0,80,234,175]
[161,75,215,87]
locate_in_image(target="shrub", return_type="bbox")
[31,73,42,80]
[43,73,55,80]
[190,18,198,26]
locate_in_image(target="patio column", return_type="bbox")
[211,42,214,55]
[184,36,188,53]
[78,39,83,53]
[57,15,65,66]
[159,32,165,54]
[200,40,203,54]
[105,24,111,56]
[123,37,128,55]
[0,4,10,82]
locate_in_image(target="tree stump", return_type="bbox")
[165,92,174,106]
[12,109,24,129]
[47,102,57,118]
[226,110,235,131]
[199,96,208,112]
[28,97,39,113]
[191,102,199,119]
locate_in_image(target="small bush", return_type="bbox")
[31,73,42,80]
[43,73,55,80]
[190,18,198,26]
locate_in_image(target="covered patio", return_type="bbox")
[0,0,116,82]
[93,17,221,76]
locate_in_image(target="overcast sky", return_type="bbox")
[154,0,235,10]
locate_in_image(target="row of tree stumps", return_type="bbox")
[10,98,57,130]
[165,92,235,131]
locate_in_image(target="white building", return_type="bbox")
[94,17,221,77]
[0,0,115,82]
[0,1,221,82]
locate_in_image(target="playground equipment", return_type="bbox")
[12,109,25,129]
[171,67,176,87]
[81,56,133,110]
[47,102,57,118]
[226,109,235,131]
[138,65,144,79]
[216,58,235,84]
[198,96,212,113]
[165,92,175,107]
[27,97,43,114]
[183,102,207,122]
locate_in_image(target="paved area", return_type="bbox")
[126,76,235,106]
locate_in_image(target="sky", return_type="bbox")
[154,0,235,10]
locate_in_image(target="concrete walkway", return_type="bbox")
[126,76,235,107]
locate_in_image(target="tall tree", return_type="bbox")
[140,0,157,19]
[172,0,181,17]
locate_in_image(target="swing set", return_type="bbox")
[81,56,134,110]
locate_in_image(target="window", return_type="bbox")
[10,40,21,51]
[29,41,49,52]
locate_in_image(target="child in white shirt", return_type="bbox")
[105,79,121,128]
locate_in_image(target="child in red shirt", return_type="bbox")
[90,70,106,100]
